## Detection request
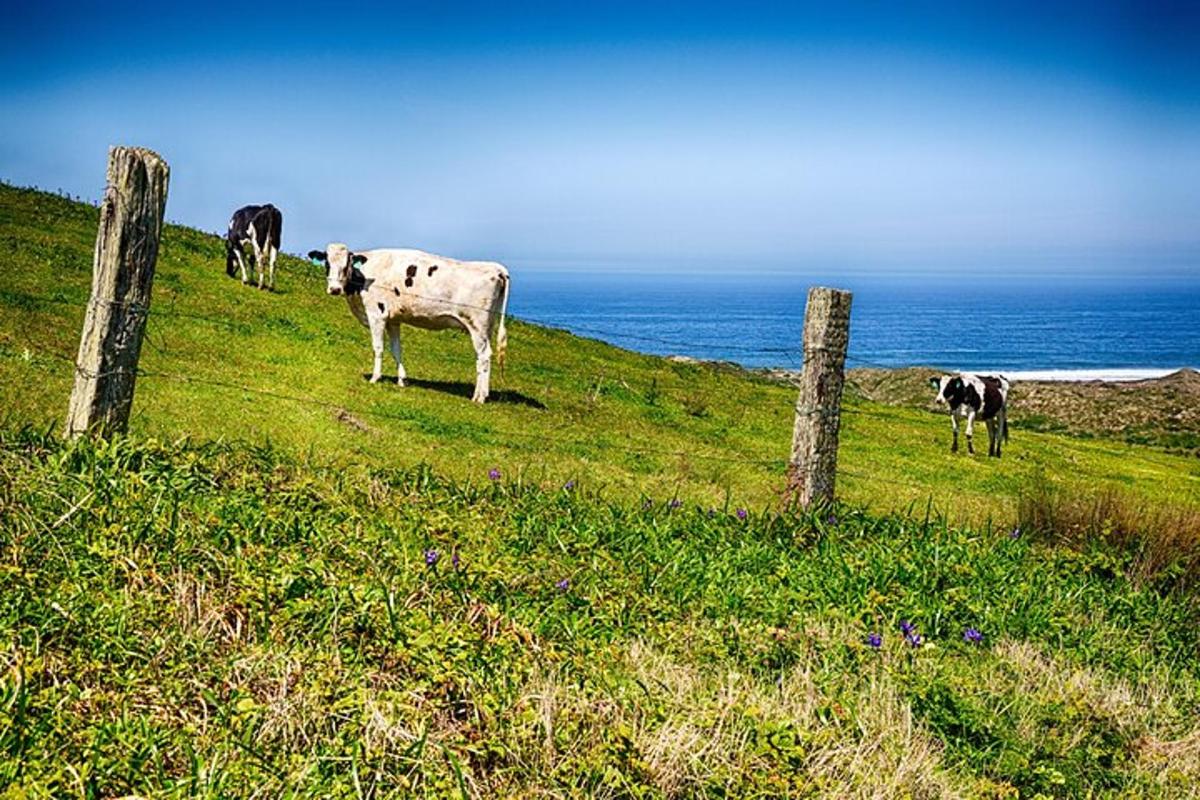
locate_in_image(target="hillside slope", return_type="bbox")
[1,183,1197,522]
[3,184,1200,798]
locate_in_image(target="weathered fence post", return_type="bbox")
[786,286,852,508]
[65,146,169,439]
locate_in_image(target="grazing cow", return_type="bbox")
[226,204,282,290]
[929,373,1010,457]
[308,243,509,404]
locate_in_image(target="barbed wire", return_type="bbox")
[0,336,979,494]
[2,336,790,470]
[2,283,949,459]
[4,288,923,368]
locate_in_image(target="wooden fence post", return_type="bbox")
[786,286,852,508]
[65,146,170,439]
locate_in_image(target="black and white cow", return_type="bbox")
[308,243,510,404]
[929,373,1010,457]
[226,204,282,290]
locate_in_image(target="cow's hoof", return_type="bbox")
[370,375,382,384]
[396,379,406,388]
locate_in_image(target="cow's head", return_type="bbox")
[308,243,367,295]
[929,374,965,408]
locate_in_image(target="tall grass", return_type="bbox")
[1018,476,1200,593]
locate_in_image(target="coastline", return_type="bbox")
[966,368,1199,383]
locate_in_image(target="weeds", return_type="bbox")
[1,430,1199,797]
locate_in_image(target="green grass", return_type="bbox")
[1,184,1196,525]
[3,183,1200,797]
[2,430,1199,798]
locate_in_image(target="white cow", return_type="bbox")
[309,243,509,403]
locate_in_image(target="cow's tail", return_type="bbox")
[1001,374,1010,441]
[493,272,510,370]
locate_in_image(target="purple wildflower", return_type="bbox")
[669,498,683,509]
[963,627,983,644]
[556,578,570,592]
[487,468,501,482]
[563,479,575,490]
[1009,526,1022,539]
[866,632,882,649]
[451,550,461,570]
[827,514,838,525]
[736,508,748,520]
[424,549,439,567]
[906,632,923,648]
[899,619,915,635]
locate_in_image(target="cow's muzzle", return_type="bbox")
[327,287,342,296]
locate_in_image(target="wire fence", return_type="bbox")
[3,287,915,372]
[1,284,939,491]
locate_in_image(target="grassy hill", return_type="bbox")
[1,184,1196,524]
[2,183,1200,797]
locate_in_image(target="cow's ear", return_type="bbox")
[307,250,326,262]
[351,253,368,266]
[928,376,941,390]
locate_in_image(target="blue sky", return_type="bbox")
[1,1,1197,277]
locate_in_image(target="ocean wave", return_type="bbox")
[992,368,1196,383]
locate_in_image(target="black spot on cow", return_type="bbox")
[428,265,438,276]
[406,264,418,288]
[941,377,966,410]
[346,267,367,295]
[979,377,1004,419]
[377,302,385,313]
[393,287,400,295]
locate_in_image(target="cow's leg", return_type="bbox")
[965,410,976,454]
[251,243,266,290]
[267,245,278,291]
[469,327,492,404]
[234,247,249,284]
[387,320,406,387]
[950,411,959,452]
[244,224,258,285]
[368,314,387,383]
[996,409,1006,458]
[987,418,997,457]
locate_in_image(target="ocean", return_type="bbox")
[509,272,1200,380]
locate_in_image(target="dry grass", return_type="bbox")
[993,640,1200,795]
[514,638,962,799]
[1017,478,1200,591]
